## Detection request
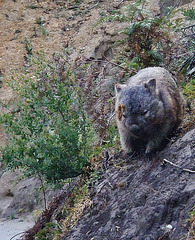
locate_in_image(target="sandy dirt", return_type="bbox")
[0,216,34,240]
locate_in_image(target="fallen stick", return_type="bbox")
[163,158,195,174]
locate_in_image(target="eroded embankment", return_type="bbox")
[63,129,195,240]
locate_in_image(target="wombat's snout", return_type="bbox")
[130,124,141,136]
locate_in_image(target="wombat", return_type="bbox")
[115,67,185,157]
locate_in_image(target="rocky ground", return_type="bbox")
[63,129,195,240]
[0,216,34,240]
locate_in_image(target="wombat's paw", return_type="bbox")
[145,145,156,160]
[145,152,154,161]
[121,150,135,159]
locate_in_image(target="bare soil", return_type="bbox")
[63,129,195,240]
[0,216,34,240]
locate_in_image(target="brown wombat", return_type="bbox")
[115,67,185,157]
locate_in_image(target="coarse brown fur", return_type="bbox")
[115,67,185,157]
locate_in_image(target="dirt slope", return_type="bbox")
[63,129,195,240]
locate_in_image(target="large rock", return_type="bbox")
[0,171,42,218]
[63,128,195,240]
[0,170,60,219]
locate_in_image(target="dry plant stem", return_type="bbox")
[100,62,110,79]
[23,180,79,240]
[101,54,135,73]
[107,112,115,127]
[38,175,47,211]
[182,24,195,38]
[117,0,124,8]
[103,151,114,189]
[177,51,194,57]
[10,232,25,240]
[141,0,147,12]
[80,56,134,74]
[88,0,100,10]
[59,110,66,122]
[163,159,195,173]
[99,112,115,144]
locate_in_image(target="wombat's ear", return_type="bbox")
[144,78,156,93]
[115,84,126,94]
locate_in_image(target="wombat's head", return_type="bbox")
[115,79,164,138]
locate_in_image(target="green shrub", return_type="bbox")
[182,78,195,100]
[0,55,93,186]
[35,222,61,240]
[180,8,195,76]
[98,0,182,69]
[182,8,195,20]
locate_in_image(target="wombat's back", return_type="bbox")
[127,67,185,126]
[127,67,176,88]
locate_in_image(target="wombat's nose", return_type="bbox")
[130,124,140,136]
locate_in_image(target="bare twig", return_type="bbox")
[163,159,195,173]
[174,0,182,8]
[107,112,115,127]
[102,54,135,73]
[103,151,114,189]
[38,175,47,211]
[177,51,194,57]
[59,110,66,122]
[100,62,109,79]
[10,231,25,240]
[78,55,136,75]
[117,0,124,8]
[87,0,100,11]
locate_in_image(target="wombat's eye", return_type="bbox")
[143,110,148,115]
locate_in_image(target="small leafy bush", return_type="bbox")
[0,54,93,186]
[180,8,195,77]
[183,78,195,100]
[120,4,182,68]
[182,8,195,20]
[35,222,61,240]
[187,205,195,239]
[98,0,182,69]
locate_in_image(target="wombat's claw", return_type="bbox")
[145,152,154,161]
[121,150,133,159]
[122,151,137,160]
[129,151,137,158]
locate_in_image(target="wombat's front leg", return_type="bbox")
[119,131,134,154]
[145,123,172,157]
[145,134,168,157]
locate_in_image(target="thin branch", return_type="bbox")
[78,55,136,74]
[163,159,195,173]
[103,151,114,189]
[38,175,47,211]
[107,112,115,127]
[182,24,195,31]
[10,231,25,240]
[23,179,79,240]
[87,0,100,11]
[177,51,195,57]
[117,0,124,8]
[102,54,135,73]
[59,110,66,122]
